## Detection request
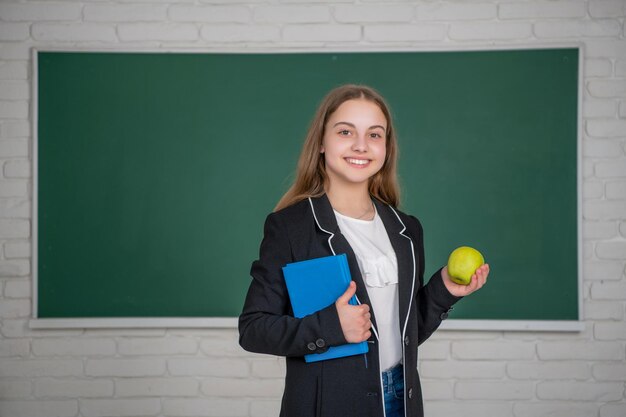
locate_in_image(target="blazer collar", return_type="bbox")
[308,193,405,236]
[308,193,340,235]
[309,194,409,250]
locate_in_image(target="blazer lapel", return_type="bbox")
[373,200,418,337]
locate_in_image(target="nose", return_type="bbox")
[352,134,368,153]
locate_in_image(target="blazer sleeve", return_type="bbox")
[238,212,347,357]
[410,215,463,345]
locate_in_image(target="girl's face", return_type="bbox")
[321,99,387,191]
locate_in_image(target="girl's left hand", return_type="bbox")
[441,264,490,297]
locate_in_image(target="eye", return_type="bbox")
[338,129,351,136]
[370,132,383,139]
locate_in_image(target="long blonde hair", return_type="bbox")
[274,84,400,212]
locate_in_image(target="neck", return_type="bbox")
[326,183,374,220]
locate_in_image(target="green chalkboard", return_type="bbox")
[37,49,579,321]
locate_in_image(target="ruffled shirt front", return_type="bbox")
[334,207,402,371]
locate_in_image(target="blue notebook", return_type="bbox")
[282,254,369,363]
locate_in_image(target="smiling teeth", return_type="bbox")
[346,158,369,165]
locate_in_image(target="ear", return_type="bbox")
[320,146,325,154]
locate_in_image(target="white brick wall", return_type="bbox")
[0,1,624,417]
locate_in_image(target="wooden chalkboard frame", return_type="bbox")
[30,45,584,331]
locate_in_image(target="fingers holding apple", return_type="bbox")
[465,263,490,294]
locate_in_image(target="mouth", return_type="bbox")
[345,157,371,167]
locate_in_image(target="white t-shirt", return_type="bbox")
[334,208,402,371]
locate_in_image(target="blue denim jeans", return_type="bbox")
[382,363,404,417]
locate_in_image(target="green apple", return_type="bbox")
[447,246,484,285]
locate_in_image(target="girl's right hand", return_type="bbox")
[335,281,372,343]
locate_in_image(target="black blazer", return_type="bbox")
[239,194,460,417]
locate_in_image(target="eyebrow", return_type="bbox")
[333,122,386,131]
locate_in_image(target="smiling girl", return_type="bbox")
[239,84,489,417]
